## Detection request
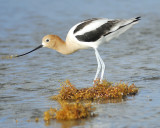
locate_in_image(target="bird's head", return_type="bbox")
[42,35,58,49]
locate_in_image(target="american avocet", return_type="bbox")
[15,17,140,82]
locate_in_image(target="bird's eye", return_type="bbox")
[46,39,50,42]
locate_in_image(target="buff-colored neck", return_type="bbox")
[51,35,79,55]
[54,37,70,54]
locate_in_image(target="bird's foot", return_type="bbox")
[93,78,102,85]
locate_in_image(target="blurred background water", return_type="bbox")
[0,0,160,128]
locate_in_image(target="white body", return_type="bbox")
[65,17,140,82]
[66,18,139,49]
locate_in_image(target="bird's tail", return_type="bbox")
[132,16,141,23]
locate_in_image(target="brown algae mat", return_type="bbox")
[43,79,138,122]
[44,101,95,124]
[51,79,138,100]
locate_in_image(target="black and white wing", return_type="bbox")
[70,17,140,43]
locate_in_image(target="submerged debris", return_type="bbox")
[51,79,138,101]
[44,101,95,123]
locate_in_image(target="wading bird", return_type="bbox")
[15,17,140,82]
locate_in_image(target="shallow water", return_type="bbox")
[0,0,160,128]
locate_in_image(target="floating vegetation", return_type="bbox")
[35,118,39,123]
[44,101,95,124]
[51,79,138,101]
[43,79,138,122]
[1,55,17,59]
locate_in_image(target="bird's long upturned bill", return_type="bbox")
[16,45,43,57]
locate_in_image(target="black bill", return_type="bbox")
[16,45,43,57]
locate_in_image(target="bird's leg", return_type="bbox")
[97,53,105,82]
[94,49,102,82]
[94,49,105,83]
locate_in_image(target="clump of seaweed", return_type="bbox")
[1,55,17,59]
[51,79,138,101]
[44,79,138,122]
[44,101,95,123]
